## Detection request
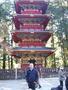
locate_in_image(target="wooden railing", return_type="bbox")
[0,68,68,80]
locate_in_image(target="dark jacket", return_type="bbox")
[26,68,38,83]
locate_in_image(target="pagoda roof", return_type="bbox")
[14,0,48,14]
[12,30,52,43]
[13,14,51,29]
[12,47,54,58]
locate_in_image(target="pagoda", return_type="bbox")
[12,0,54,69]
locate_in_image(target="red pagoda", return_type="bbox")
[12,0,54,69]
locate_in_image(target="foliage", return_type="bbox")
[0,0,13,69]
[47,0,68,67]
[0,0,12,22]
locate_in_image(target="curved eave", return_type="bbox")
[15,0,48,14]
[12,30,52,43]
[12,30,52,33]
[13,14,51,29]
[12,47,55,58]
[13,47,54,52]
[13,14,51,22]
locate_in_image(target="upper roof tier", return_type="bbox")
[14,0,48,14]
[13,14,51,30]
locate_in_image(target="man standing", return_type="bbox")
[26,63,39,90]
[58,67,65,90]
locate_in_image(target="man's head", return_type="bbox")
[29,63,34,70]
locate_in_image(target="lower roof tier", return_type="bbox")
[15,0,48,14]
[12,47,54,58]
[12,30,52,43]
[13,14,50,30]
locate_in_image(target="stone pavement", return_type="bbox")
[0,78,66,90]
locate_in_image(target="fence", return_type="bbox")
[0,67,68,80]
[0,69,24,80]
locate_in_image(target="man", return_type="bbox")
[26,63,39,90]
[58,67,65,90]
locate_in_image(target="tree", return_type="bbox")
[47,0,68,67]
[0,0,13,69]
